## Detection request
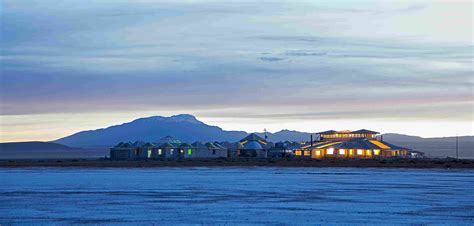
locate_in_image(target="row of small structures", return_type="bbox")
[110,129,424,160]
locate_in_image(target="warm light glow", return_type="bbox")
[349,149,354,155]
[357,149,363,155]
[369,140,390,149]
[304,151,310,156]
[339,149,345,155]
[366,150,372,156]
[327,148,334,155]
[315,150,321,156]
[374,149,380,155]
[295,150,302,156]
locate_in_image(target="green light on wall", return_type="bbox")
[187,149,192,155]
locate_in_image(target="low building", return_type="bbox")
[239,133,269,158]
[296,129,410,158]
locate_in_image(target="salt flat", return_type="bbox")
[0,167,473,224]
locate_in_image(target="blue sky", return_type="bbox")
[1,0,473,141]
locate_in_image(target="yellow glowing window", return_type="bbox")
[315,150,321,156]
[304,151,310,156]
[369,140,390,149]
[392,151,397,156]
[327,148,334,155]
[373,149,380,155]
[349,149,354,155]
[357,149,363,155]
[339,149,345,155]
[366,150,372,156]
[295,150,302,156]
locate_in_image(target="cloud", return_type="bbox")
[259,57,286,62]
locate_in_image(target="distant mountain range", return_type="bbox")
[1,114,472,159]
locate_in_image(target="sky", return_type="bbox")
[0,0,473,142]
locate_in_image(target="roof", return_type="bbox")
[191,141,207,149]
[353,129,379,134]
[306,138,410,150]
[205,142,219,150]
[318,130,337,134]
[179,143,194,149]
[156,135,182,145]
[132,141,145,148]
[243,141,263,150]
[240,133,266,143]
[141,142,155,148]
[158,142,176,149]
[213,142,227,150]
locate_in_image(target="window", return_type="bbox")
[212,150,216,155]
[339,149,345,155]
[147,150,152,158]
[187,149,192,156]
[357,149,363,155]
[180,149,184,154]
[366,150,372,156]
[158,149,162,155]
[315,150,321,156]
[373,149,380,155]
[327,148,334,155]
[349,149,354,155]
[304,151,310,156]
[170,149,174,155]
[295,150,302,156]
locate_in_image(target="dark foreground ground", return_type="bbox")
[1,158,473,168]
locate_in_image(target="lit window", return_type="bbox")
[327,148,334,155]
[366,150,372,156]
[315,150,321,156]
[373,149,380,155]
[349,149,354,155]
[357,149,363,155]
[339,149,345,155]
[147,150,152,158]
[158,149,162,155]
[180,149,184,154]
[188,149,192,155]
[295,150,302,156]
[304,151,310,156]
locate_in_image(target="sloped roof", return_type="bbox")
[158,142,176,149]
[141,142,155,148]
[318,130,337,134]
[191,141,207,149]
[213,142,227,150]
[179,143,194,149]
[205,142,219,149]
[240,133,266,143]
[353,129,379,134]
[244,141,263,150]
[132,141,145,148]
[156,135,182,145]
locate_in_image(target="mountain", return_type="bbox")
[0,141,75,152]
[381,133,474,159]
[54,114,247,147]
[0,141,108,159]
[256,130,312,142]
[53,114,473,158]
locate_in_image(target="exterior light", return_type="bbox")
[327,148,334,155]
